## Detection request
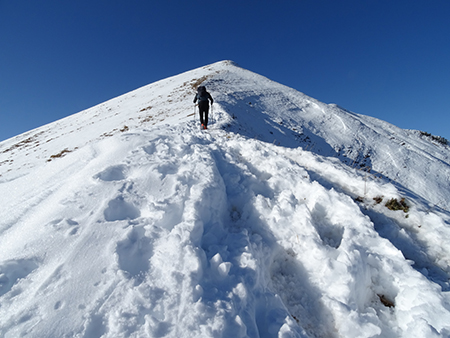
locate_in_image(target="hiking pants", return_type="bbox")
[199,101,209,126]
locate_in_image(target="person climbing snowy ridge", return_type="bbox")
[193,85,213,129]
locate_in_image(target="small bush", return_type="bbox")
[139,106,152,112]
[373,196,383,204]
[420,131,449,146]
[46,147,78,162]
[385,198,409,213]
[433,135,448,145]
[378,294,395,308]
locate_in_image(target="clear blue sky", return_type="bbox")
[1,0,449,142]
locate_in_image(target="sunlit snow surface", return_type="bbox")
[1,61,450,337]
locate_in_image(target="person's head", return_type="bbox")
[198,86,206,92]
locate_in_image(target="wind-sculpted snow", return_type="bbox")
[200,63,450,211]
[0,61,450,337]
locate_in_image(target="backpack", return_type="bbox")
[197,86,209,102]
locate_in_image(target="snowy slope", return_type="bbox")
[0,60,450,337]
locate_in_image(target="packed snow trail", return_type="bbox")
[1,61,450,337]
[1,116,449,337]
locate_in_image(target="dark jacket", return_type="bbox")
[194,86,213,105]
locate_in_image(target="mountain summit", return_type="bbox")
[1,61,450,337]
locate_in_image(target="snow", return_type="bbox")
[1,60,450,337]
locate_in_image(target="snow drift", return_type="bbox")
[0,60,450,337]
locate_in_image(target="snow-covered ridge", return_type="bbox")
[0,60,450,337]
[1,60,449,209]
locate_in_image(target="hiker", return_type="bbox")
[193,86,213,129]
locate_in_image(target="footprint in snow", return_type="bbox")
[0,258,38,297]
[47,218,80,237]
[269,251,336,337]
[310,203,344,249]
[116,226,152,285]
[82,313,107,338]
[54,300,63,310]
[104,195,140,222]
[94,164,127,182]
